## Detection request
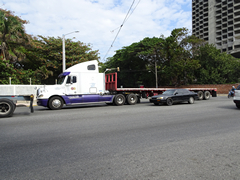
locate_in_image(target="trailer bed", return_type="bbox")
[105,73,217,99]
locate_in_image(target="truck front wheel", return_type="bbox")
[114,94,125,106]
[49,97,64,110]
[0,99,15,117]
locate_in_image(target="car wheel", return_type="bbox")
[166,98,173,106]
[0,99,15,117]
[188,97,194,104]
[114,94,125,106]
[236,104,240,109]
[49,96,64,110]
[197,91,203,100]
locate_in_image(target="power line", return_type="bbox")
[102,0,140,61]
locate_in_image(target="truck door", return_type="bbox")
[66,75,78,95]
[66,75,82,103]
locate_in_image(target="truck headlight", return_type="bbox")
[38,94,44,98]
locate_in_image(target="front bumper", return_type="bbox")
[233,99,240,104]
[149,99,166,104]
[37,99,49,107]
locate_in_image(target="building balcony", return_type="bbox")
[234,0,240,6]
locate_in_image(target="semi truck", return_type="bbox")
[37,60,217,110]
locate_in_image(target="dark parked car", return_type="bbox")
[149,89,198,106]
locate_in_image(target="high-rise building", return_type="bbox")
[192,0,240,58]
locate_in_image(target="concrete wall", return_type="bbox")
[179,84,240,94]
[159,83,240,94]
[0,85,44,100]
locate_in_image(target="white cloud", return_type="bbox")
[2,0,192,62]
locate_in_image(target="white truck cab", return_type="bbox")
[37,60,114,109]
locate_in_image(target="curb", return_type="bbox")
[16,100,38,107]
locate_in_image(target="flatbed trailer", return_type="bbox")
[0,95,34,118]
[105,72,217,101]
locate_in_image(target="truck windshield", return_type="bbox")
[57,76,66,84]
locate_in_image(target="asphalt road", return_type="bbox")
[1,96,240,179]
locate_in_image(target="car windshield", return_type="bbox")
[162,90,175,95]
[57,76,66,85]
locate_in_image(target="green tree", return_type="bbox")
[156,28,201,86]
[0,59,20,84]
[104,28,202,87]
[0,8,30,63]
[23,35,100,84]
[0,8,41,84]
[194,44,240,84]
[103,41,156,88]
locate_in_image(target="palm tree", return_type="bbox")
[0,8,30,64]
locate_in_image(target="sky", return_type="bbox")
[1,0,192,62]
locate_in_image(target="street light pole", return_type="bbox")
[155,60,158,88]
[62,31,79,72]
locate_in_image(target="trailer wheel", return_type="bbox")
[114,94,125,106]
[0,99,15,117]
[188,97,194,104]
[49,96,64,110]
[204,91,211,100]
[197,91,204,100]
[166,98,173,106]
[126,94,137,105]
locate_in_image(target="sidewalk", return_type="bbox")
[16,100,38,107]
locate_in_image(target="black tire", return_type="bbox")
[188,97,194,104]
[166,98,173,106]
[0,99,15,117]
[236,104,240,109]
[48,96,64,110]
[203,91,211,100]
[154,102,159,105]
[114,94,125,106]
[197,91,204,100]
[126,94,137,105]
